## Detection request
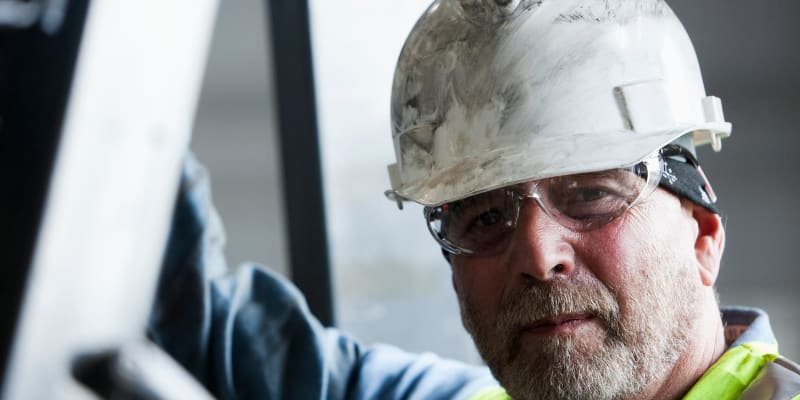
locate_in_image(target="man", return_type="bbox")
[150,0,800,399]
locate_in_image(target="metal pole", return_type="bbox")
[266,0,335,327]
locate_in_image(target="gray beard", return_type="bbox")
[460,267,699,400]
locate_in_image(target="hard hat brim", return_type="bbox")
[392,122,731,207]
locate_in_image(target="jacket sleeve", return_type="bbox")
[147,154,498,400]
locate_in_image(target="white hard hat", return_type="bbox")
[386,0,731,207]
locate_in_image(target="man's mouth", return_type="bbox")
[523,313,596,335]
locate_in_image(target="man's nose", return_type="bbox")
[506,199,577,282]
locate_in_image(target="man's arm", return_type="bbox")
[147,153,497,399]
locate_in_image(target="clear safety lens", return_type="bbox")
[425,154,662,256]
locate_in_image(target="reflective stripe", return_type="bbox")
[683,341,779,400]
[468,387,510,400]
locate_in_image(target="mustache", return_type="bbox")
[496,280,621,335]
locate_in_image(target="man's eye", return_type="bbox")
[444,190,511,235]
[475,208,505,227]
[556,184,630,220]
[574,188,609,203]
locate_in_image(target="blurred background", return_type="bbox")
[191,0,800,363]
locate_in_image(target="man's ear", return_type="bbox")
[692,205,725,286]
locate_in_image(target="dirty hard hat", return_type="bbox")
[385,0,731,207]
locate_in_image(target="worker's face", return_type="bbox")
[451,188,707,400]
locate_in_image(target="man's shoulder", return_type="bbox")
[719,306,800,399]
[740,356,800,400]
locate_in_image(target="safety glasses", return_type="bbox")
[424,153,663,256]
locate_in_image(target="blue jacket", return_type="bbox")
[148,155,497,399]
[148,155,798,399]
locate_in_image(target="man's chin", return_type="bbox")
[497,333,637,400]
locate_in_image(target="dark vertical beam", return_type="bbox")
[265,0,335,326]
[0,0,90,390]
